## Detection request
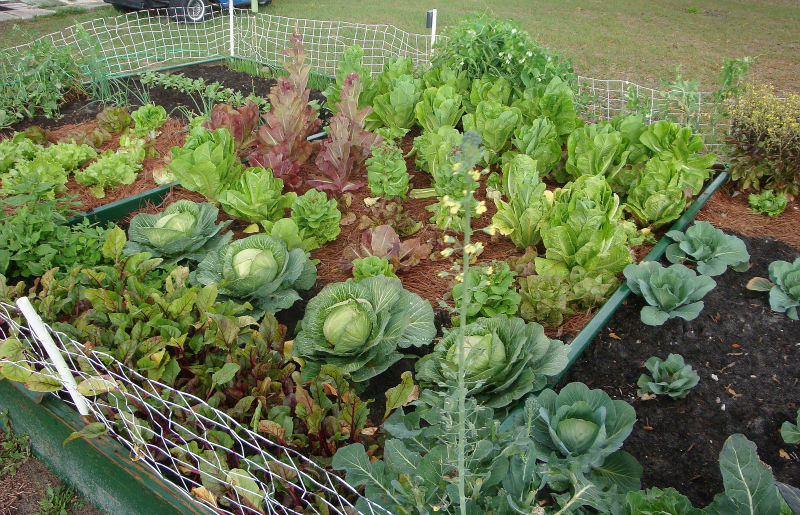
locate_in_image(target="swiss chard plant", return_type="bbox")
[637,353,700,399]
[218,167,297,224]
[746,257,800,320]
[417,315,567,408]
[193,234,317,316]
[293,275,435,381]
[124,200,232,267]
[309,73,382,193]
[168,127,242,203]
[665,221,750,276]
[290,188,342,248]
[623,261,716,325]
[248,34,322,191]
[365,140,409,199]
[414,85,465,133]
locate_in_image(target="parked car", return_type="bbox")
[102,0,271,24]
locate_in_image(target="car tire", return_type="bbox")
[168,0,210,23]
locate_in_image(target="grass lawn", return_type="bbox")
[1,1,798,92]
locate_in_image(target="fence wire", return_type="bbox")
[0,301,390,515]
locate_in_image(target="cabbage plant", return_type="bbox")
[521,382,639,480]
[637,353,700,399]
[193,234,316,315]
[747,257,800,320]
[416,315,568,408]
[293,276,435,382]
[665,221,750,276]
[623,261,716,326]
[125,200,232,266]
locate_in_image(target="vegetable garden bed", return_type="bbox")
[1,11,799,515]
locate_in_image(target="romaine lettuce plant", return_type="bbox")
[512,117,562,175]
[414,85,465,133]
[411,126,462,177]
[748,189,788,217]
[130,103,167,139]
[637,353,700,399]
[467,76,512,111]
[370,74,422,139]
[293,275,435,381]
[248,34,322,191]
[624,157,687,227]
[309,73,382,193]
[746,257,800,320]
[290,188,342,248]
[366,141,409,199]
[168,127,242,203]
[625,487,700,515]
[513,76,582,138]
[322,45,377,116]
[639,120,716,195]
[623,261,716,325]
[492,157,551,248]
[218,167,297,223]
[124,200,232,266]
[201,101,259,155]
[565,125,629,180]
[462,100,522,164]
[451,261,521,324]
[416,315,568,408]
[351,256,395,281]
[665,221,750,276]
[193,234,317,315]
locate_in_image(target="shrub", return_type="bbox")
[728,83,800,197]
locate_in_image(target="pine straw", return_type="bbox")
[696,187,800,248]
[51,117,186,213]
[0,474,34,514]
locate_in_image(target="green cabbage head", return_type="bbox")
[125,200,232,266]
[416,315,568,408]
[193,234,317,315]
[294,276,435,382]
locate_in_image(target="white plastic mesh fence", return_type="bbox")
[0,301,390,515]
[1,9,726,146]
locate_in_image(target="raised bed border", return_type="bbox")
[7,55,730,512]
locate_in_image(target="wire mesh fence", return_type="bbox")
[0,300,390,514]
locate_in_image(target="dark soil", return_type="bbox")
[7,60,329,134]
[562,233,800,507]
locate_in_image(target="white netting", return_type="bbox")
[1,9,726,146]
[0,301,390,514]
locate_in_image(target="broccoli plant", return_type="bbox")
[747,257,800,320]
[623,262,716,325]
[637,353,700,399]
[293,275,435,382]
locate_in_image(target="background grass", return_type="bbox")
[0,1,797,92]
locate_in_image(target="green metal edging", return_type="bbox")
[0,380,212,515]
[70,183,175,226]
[500,169,729,428]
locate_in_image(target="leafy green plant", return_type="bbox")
[665,221,750,275]
[139,71,268,111]
[781,409,800,444]
[124,200,232,267]
[309,73,382,193]
[491,156,551,248]
[260,218,318,252]
[512,117,562,175]
[639,120,716,195]
[366,140,409,199]
[746,257,800,320]
[38,484,82,515]
[748,190,788,217]
[624,157,687,228]
[467,76,512,111]
[462,100,522,164]
[451,261,521,324]
[513,76,583,138]
[0,409,30,477]
[637,353,700,399]
[342,225,430,272]
[417,315,567,408]
[168,127,242,203]
[0,134,42,174]
[39,142,97,172]
[322,45,376,116]
[97,106,132,134]
[564,124,628,180]
[290,189,341,248]
[351,256,395,280]
[624,261,716,325]
[193,234,317,316]
[517,381,641,490]
[75,147,143,198]
[201,101,259,156]
[293,275,435,381]
[414,85,465,132]
[218,167,297,223]
[0,196,108,279]
[248,34,322,191]
[130,103,167,138]
[370,74,422,139]
[2,155,69,198]
[625,487,701,515]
